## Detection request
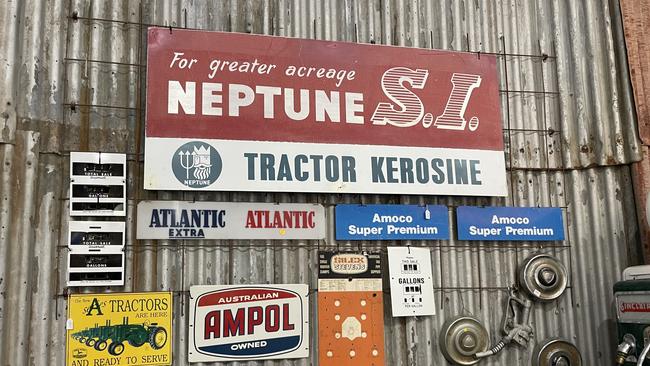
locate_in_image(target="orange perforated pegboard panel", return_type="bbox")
[318,291,385,365]
[318,251,385,366]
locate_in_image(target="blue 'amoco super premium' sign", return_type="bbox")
[335,204,449,240]
[456,206,564,241]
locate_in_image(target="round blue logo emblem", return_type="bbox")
[172,141,222,188]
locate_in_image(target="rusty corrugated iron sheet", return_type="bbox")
[620,0,650,145]
[631,146,650,263]
[619,0,650,263]
[0,1,644,365]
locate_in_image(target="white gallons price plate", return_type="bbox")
[387,247,436,317]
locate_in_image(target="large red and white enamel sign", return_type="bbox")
[145,28,506,196]
[189,285,309,362]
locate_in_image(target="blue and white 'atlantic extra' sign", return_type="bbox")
[137,201,325,240]
[456,206,564,241]
[335,204,449,240]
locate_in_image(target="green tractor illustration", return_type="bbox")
[71,317,167,356]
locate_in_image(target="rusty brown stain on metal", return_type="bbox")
[632,146,650,263]
[622,0,650,262]
[606,156,618,165]
[621,0,650,145]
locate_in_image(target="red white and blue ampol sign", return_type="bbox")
[145,28,506,196]
[188,285,309,362]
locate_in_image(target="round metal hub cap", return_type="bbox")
[553,355,570,366]
[459,333,477,351]
[532,338,581,366]
[439,315,489,365]
[519,253,568,301]
[538,267,557,287]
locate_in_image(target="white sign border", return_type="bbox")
[188,284,310,363]
[387,246,436,317]
[137,201,326,240]
[144,137,507,196]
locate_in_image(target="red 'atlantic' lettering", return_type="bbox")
[245,210,316,229]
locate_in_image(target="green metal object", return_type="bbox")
[614,280,650,365]
[71,317,168,356]
[615,280,650,292]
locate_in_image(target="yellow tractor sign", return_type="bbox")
[66,292,172,366]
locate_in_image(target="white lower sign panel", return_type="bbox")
[145,138,507,196]
[387,247,436,317]
[68,221,125,252]
[137,201,325,240]
[66,252,125,287]
[69,152,127,217]
[188,284,309,362]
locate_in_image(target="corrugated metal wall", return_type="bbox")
[0,0,643,365]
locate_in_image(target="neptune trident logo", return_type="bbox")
[172,141,222,188]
